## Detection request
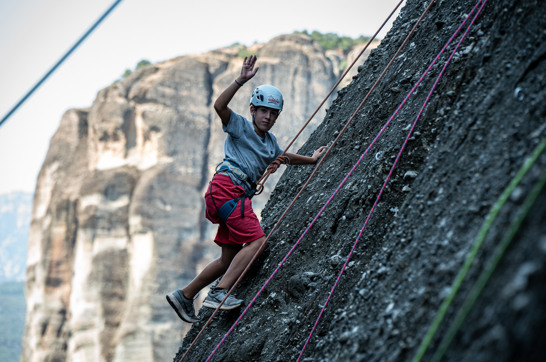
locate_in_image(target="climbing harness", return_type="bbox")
[210,161,256,223]
[210,154,288,222]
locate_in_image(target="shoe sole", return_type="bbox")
[202,299,242,310]
[166,293,199,323]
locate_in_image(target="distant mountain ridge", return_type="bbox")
[0,191,32,282]
[0,281,26,362]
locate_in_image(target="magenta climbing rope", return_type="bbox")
[297,0,488,359]
[205,0,486,360]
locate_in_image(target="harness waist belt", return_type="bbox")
[211,161,257,223]
[217,161,250,182]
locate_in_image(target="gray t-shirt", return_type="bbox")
[223,110,283,185]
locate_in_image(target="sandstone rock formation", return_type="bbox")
[22,34,348,361]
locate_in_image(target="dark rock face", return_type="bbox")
[22,34,343,361]
[180,0,546,361]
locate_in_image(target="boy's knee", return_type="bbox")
[257,238,268,256]
[257,236,267,248]
[217,258,230,270]
[248,236,266,250]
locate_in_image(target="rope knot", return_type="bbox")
[267,155,290,174]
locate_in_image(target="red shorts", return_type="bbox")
[204,174,265,246]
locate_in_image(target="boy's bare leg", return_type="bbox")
[183,244,241,299]
[216,236,267,290]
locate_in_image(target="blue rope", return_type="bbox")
[0,0,123,128]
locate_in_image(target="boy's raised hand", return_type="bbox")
[238,55,259,83]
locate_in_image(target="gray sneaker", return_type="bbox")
[166,289,199,323]
[202,288,243,310]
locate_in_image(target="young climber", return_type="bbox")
[166,55,327,323]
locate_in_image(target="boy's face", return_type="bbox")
[251,106,279,135]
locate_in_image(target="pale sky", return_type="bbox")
[0,0,403,194]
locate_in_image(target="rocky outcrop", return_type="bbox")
[180,0,546,361]
[23,34,346,361]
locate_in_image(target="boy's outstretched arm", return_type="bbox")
[214,55,259,126]
[286,146,328,165]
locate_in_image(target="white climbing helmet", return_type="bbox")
[250,85,284,111]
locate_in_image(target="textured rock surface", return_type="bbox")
[22,34,348,361]
[180,0,546,361]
